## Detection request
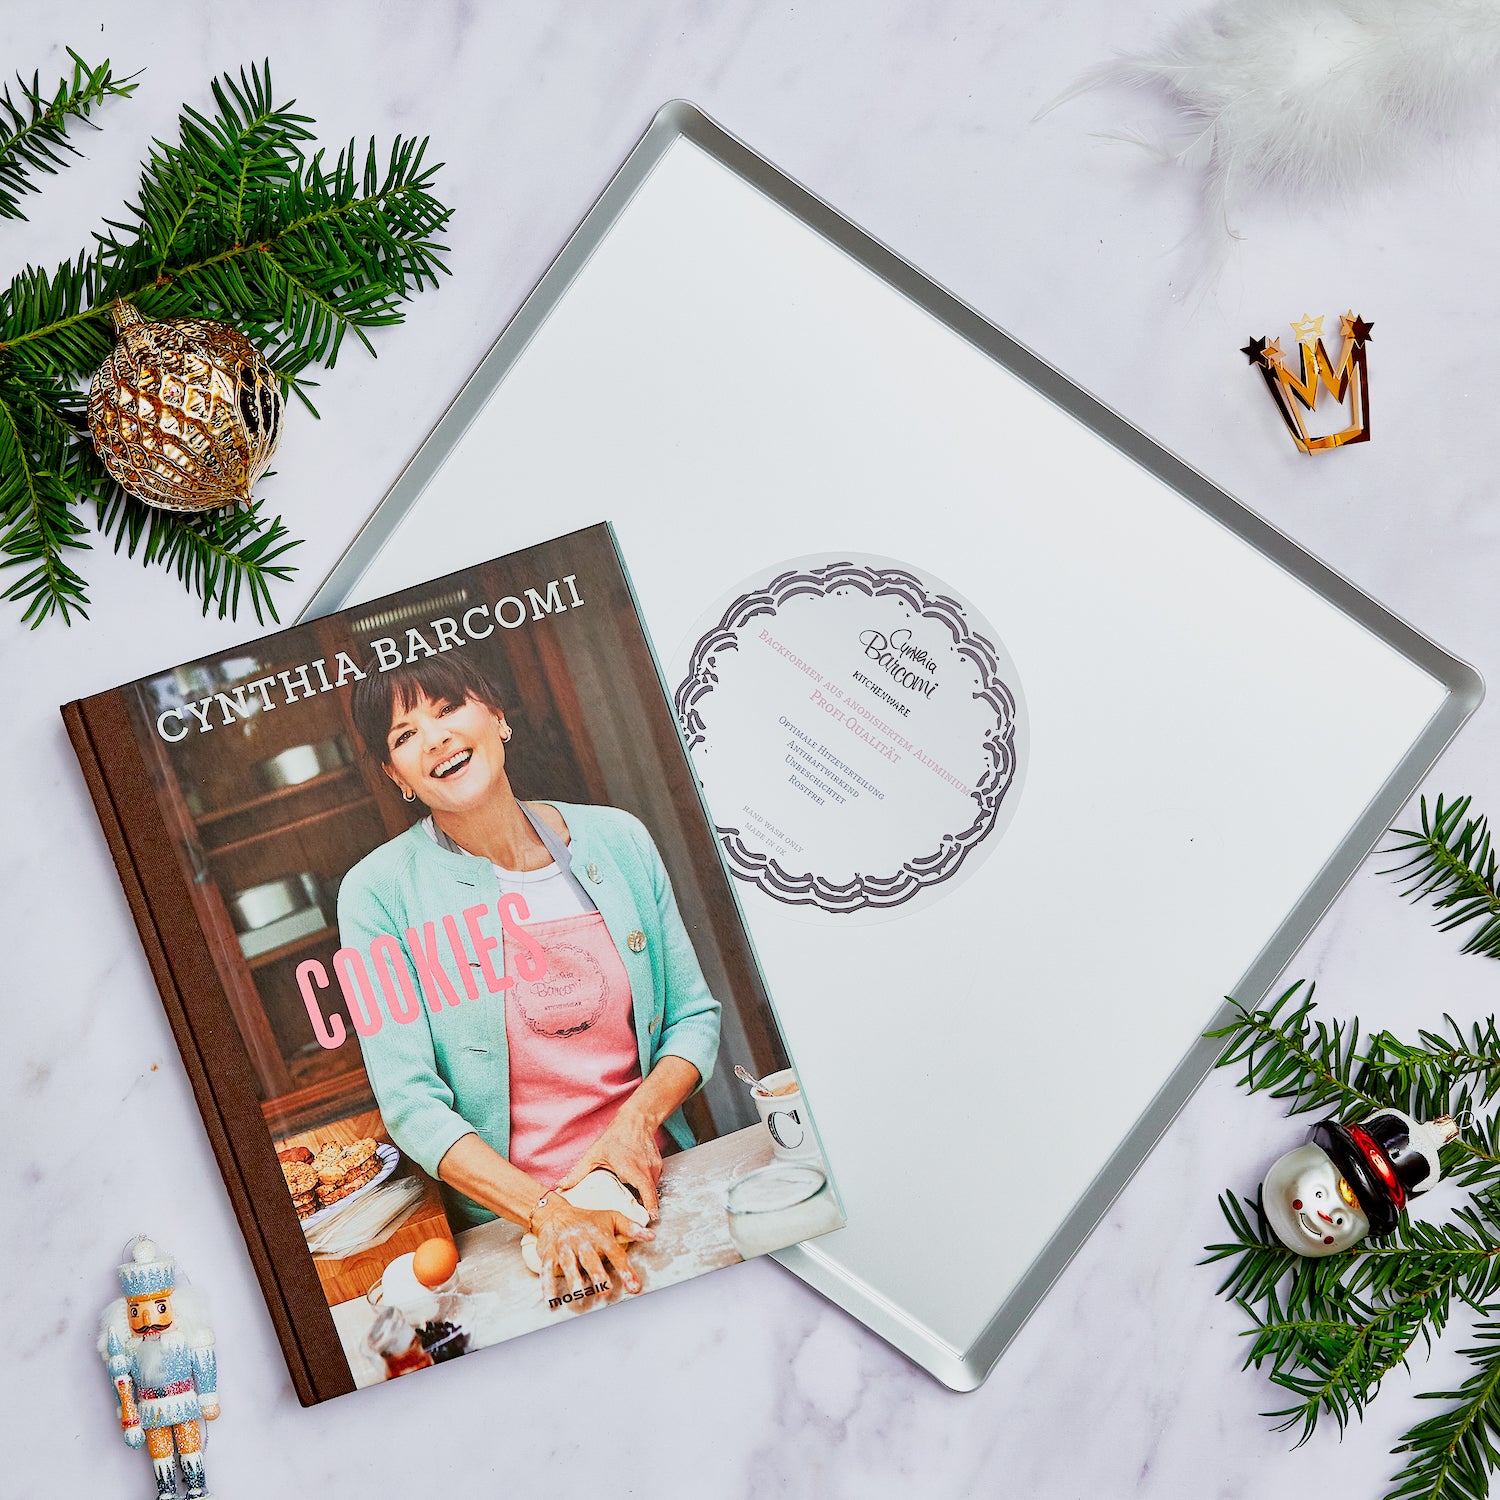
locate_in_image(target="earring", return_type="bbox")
[401,788,415,803]
[501,726,512,743]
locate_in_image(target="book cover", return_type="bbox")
[63,523,841,1402]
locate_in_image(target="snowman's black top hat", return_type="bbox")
[1310,1110,1446,1239]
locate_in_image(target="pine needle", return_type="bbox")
[1388,1324,1500,1500]
[1208,955,1500,1499]
[1207,981,1387,1117]
[1385,796,1500,960]
[0,49,139,222]
[0,57,451,626]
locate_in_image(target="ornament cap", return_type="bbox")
[110,299,144,335]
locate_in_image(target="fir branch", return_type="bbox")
[0,373,92,625]
[1449,1119,1500,1194]
[1388,1324,1500,1500]
[0,58,449,625]
[1208,981,1388,1117]
[1,150,450,378]
[1252,1281,1437,1444]
[1205,1190,1322,1305]
[131,62,312,274]
[1207,1188,1500,1457]
[1211,988,1500,1191]
[94,481,299,625]
[1262,1211,1500,1445]
[1361,1019,1500,1190]
[1366,1018,1500,1110]
[1209,981,1500,1497]
[0,49,139,221]
[1385,796,1500,959]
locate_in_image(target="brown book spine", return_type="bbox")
[63,694,354,1404]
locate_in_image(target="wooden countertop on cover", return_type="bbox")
[328,1124,841,1387]
[276,1110,455,1306]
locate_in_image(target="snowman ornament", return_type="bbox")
[1262,1109,1459,1256]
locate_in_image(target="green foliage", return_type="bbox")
[1390,1325,1500,1500]
[0,49,139,221]
[1210,979,1386,1117]
[1207,979,1500,1499]
[1209,984,1500,1189]
[0,59,451,626]
[1386,795,1500,960]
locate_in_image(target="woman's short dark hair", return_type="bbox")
[349,653,506,766]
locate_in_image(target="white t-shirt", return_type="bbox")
[423,816,593,922]
[488,857,592,922]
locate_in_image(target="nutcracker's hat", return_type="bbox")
[1310,1110,1457,1239]
[118,1237,176,1298]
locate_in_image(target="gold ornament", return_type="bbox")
[1241,310,1373,454]
[87,301,283,511]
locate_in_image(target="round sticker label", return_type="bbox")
[673,555,1027,918]
[511,941,609,1038]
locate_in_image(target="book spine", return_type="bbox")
[62,696,339,1406]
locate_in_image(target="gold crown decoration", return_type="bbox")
[1241,310,1373,454]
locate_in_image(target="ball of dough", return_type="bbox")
[520,1170,651,1276]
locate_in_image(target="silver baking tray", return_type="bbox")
[303,102,1482,1389]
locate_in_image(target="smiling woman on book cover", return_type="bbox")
[338,653,722,1297]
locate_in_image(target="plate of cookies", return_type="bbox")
[278,1138,398,1228]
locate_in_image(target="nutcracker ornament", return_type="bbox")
[97,1237,220,1500]
[1261,1108,1460,1257]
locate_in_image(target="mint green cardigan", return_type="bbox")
[335,802,722,1227]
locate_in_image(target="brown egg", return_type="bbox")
[412,1237,459,1289]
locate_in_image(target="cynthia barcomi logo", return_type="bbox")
[858,627,939,699]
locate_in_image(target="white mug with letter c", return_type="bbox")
[751,1068,820,1163]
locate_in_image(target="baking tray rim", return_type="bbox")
[302,98,1485,1391]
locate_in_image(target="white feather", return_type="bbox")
[1052,0,1500,229]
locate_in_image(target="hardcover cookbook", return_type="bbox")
[63,522,841,1403]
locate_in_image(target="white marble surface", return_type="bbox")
[4,3,1500,1496]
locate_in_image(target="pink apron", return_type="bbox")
[433,803,668,1187]
[503,908,654,1186]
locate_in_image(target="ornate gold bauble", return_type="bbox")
[87,301,283,512]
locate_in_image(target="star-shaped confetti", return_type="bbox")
[1241,311,1372,453]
